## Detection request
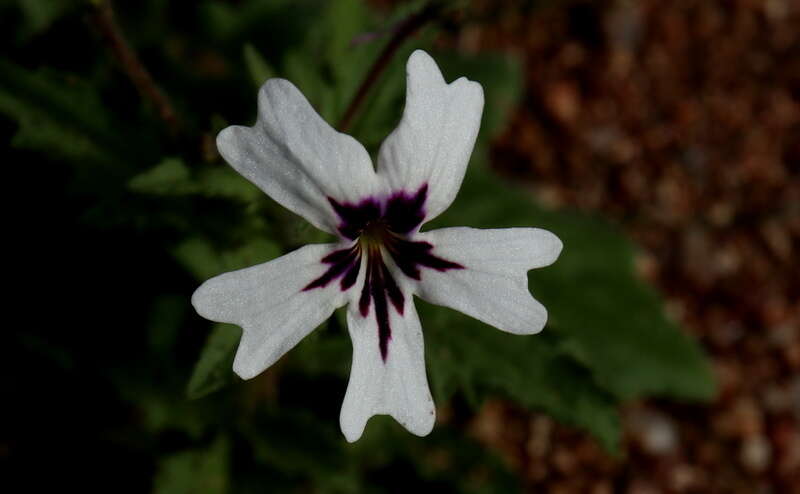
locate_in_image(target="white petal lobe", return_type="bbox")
[377,50,484,225]
[414,227,562,335]
[191,244,347,379]
[217,79,381,234]
[340,300,435,442]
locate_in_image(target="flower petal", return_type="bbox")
[414,227,563,335]
[377,50,484,225]
[191,244,348,379]
[339,299,435,442]
[217,79,381,234]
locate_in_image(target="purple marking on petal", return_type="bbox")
[328,196,381,240]
[386,237,463,280]
[370,256,392,362]
[380,261,405,315]
[384,184,428,234]
[354,249,403,361]
[327,184,428,240]
[359,263,371,317]
[308,184,463,363]
[302,245,359,291]
[320,247,355,264]
[340,254,361,290]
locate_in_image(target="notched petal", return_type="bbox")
[413,227,563,335]
[340,301,435,442]
[191,244,347,380]
[194,49,559,442]
[377,50,484,225]
[216,78,381,234]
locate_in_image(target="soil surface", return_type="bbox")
[450,1,799,492]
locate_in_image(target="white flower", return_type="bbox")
[192,50,563,442]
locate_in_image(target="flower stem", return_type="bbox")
[90,0,180,135]
[337,1,443,133]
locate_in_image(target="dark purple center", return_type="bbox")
[302,184,462,361]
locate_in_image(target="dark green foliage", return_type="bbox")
[0,60,133,167]
[421,299,621,452]
[187,324,241,400]
[154,436,231,494]
[432,166,716,403]
[12,0,82,41]
[3,0,714,491]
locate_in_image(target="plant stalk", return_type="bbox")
[337,2,442,133]
[90,0,180,135]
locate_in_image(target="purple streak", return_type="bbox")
[303,184,462,361]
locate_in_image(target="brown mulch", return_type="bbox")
[449,0,800,492]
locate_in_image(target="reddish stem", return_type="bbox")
[90,0,180,135]
[337,2,442,133]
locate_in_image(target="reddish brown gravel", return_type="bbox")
[448,0,799,492]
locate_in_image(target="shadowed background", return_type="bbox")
[3,0,798,492]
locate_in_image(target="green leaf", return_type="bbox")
[154,436,230,494]
[420,299,621,452]
[187,323,241,400]
[532,237,717,401]
[436,51,523,140]
[322,0,370,72]
[135,389,210,440]
[279,0,394,129]
[343,417,523,494]
[147,294,187,355]
[173,237,223,281]
[15,0,80,41]
[370,425,523,494]
[283,48,336,122]
[288,318,352,378]
[242,406,350,479]
[432,166,716,403]
[0,60,132,166]
[173,236,281,281]
[195,166,263,202]
[243,43,275,88]
[239,403,521,493]
[199,0,313,44]
[110,368,212,439]
[129,157,262,202]
[348,44,413,151]
[129,158,191,194]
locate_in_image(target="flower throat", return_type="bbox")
[302,184,463,361]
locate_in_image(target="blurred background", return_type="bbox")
[3,0,798,492]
